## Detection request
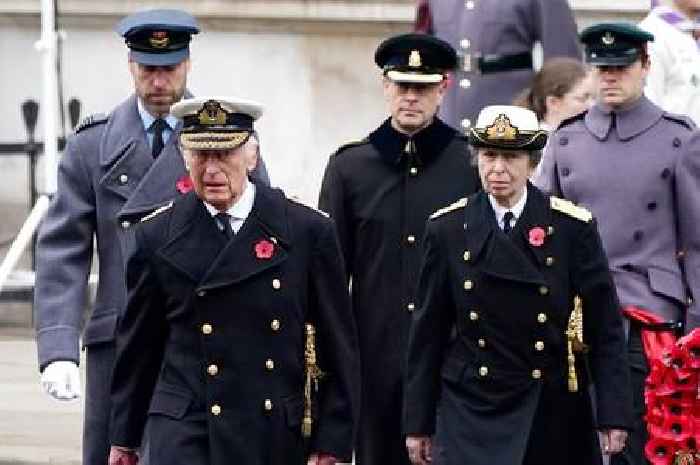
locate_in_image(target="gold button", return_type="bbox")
[459,78,471,89]
[407,235,416,244]
[465,0,475,9]
[266,359,275,371]
[461,119,471,129]
[211,404,221,416]
[545,257,555,267]
[207,364,219,376]
[271,319,281,331]
[264,399,273,411]
[537,313,547,324]
[464,280,473,291]
[460,38,471,49]
[121,220,131,229]
[689,297,695,306]
[410,167,418,176]
[407,303,416,312]
[463,250,471,262]
[478,338,486,348]
[532,369,542,379]
[535,341,544,352]
[197,290,206,297]
[202,323,213,335]
[119,174,129,184]
[270,236,278,245]
[272,279,281,290]
[547,226,555,236]
[479,366,488,377]
[539,286,549,296]
[469,311,479,321]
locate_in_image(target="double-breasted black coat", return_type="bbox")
[109,183,360,465]
[318,117,480,465]
[403,184,632,465]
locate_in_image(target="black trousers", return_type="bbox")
[610,325,649,465]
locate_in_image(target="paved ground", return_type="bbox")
[0,203,82,465]
[0,327,83,465]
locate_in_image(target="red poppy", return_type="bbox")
[644,436,677,465]
[679,329,700,369]
[254,239,275,259]
[176,175,194,194]
[650,414,693,442]
[528,226,546,247]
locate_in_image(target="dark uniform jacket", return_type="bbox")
[318,117,480,465]
[34,93,269,463]
[417,0,581,131]
[536,96,700,329]
[403,184,632,465]
[109,184,359,465]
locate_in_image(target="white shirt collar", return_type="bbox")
[489,187,528,230]
[203,180,256,221]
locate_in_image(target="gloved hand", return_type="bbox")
[40,360,82,401]
[108,446,139,465]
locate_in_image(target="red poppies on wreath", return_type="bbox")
[254,239,275,259]
[528,226,546,247]
[644,329,700,465]
[176,175,194,194]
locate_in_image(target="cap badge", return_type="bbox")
[486,114,518,141]
[602,32,615,46]
[409,50,422,68]
[149,31,170,49]
[198,100,228,126]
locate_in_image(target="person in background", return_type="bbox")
[318,33,480,465]
[415,0,581,132]
[34,10,269,465]
[514,58,594,132]
[640,0,700,124]
[536,23,700,465]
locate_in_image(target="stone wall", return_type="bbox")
[0,0,649,206]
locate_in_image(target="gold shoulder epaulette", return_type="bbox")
[429,197,468,220]
[288,196,330,218]
[139,201,174,223]
[550,197,592,223]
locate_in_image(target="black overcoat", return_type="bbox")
[109,184,360,465]
[319,118,480,465]
[403,184,632,465]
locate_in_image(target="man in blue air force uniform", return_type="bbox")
[34,9,269,465]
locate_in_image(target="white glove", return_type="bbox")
[41,360,82,401]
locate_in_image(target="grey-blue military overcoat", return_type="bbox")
[536,96,700,329]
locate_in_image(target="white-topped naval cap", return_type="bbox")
[469,105,548,150]
[474,105,539,132]
[171,96,264,121]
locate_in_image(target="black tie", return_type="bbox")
[503,211,515,235]
[215,213,234,240]
[151,118,167,159]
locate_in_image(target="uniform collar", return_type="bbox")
[137,97,179,132]
[488,187,528,230]
[368,117,457,166]
[585,96,663,141]
[202,179,256,220]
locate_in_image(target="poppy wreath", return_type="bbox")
[645,329,700,465]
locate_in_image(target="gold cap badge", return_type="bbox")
[485,114,518,141]
[149,31,170,49]
[601,32,615,46]
[409,50,422,68]
[198,100,228,126]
